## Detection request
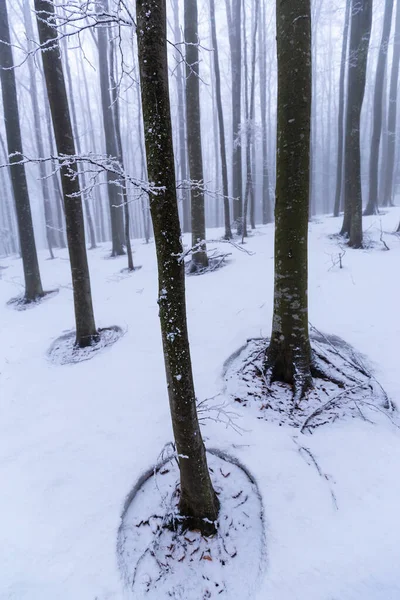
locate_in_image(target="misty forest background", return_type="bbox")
[0,0,399,263]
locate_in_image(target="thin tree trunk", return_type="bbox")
[265,0,312,401]
[242,0,259,242]
[0,0,43,302]
[136,0,219,534]
[35,0,98,346]
[383,0,400,208]
[185,0,208,270]
[97,0,125,256]
[210,0,232,239]
[341,0,373,247]
[259,0,272,224]
[334,0,351,217]
[225,0,243,234]
[364,0,394,215]
[109,36,134,271]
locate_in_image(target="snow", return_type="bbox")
[1,209,400,599]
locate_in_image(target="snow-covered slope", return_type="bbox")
[1,210,399,599]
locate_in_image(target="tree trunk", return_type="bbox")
[97,0,125,256]
[136,0,219,535]
[109,36,134,271]
[209,0,232,240]
[242,0,259,242]
[334,0,351,217]
[225,0,243,234]
[185,0,208,271]
[341,0,373,247]
[0,0,43,302]
[23,0,56,259]
[35,0,98,347]
[259,0,272,225]
[382,0,400,208]
[265,0,312,402]
[364,0,394,215]
[172,0,190,234]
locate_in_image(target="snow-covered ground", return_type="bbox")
[1,209,400,600]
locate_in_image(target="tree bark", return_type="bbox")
[265,0,312,402]
[364,0,394,215]
[109,36,134,271]
[382,0,400,208]
[136,0,219,535]
[259,0,272,225]
[209,0,232,240]
[23,0,56,259]
[35,0,98,347]
[225,0,243,234]
[0,0,44,302]
[184,0,208,271]
[334,0,351,217]
[97,0,125,256]
[340,0,373,247]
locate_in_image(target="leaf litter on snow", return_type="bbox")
[223,330,393,432]
[117,450,265,599]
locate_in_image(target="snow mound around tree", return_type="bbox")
[117,448,266,600]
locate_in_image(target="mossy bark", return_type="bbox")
[136,0,219,535]
[35,0,98,347]
[265,0,313,401]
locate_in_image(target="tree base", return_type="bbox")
[223,332,391,430]
[7,289,59,311]
[47,325,123,365]
[117,449,265,599]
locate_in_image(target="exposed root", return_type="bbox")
[224,333,391,431]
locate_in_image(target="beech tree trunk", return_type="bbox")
[259,0,272,225]
[185,0,208,271]
[265,0,313,401]
[136,0,219,535]
[225,0,243,233]
[382,0,400,208]
[364,0,394,215]
[340,0,373,248]
[172,0,190,234]
[209,0,232,240]
[97,0,125,257]
[0,0,44,302]
[23,0,55,259]
[35,0,98,347]
[109,37,134,271]
[334,0,351,217]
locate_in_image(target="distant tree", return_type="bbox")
[340,0,373,247]
[264,0,313,402]
[242,0,259,240]
[185,0,208,271]
[364,0,394,216]
[23,0,56,259]
[383,0,400,209]
[96,0,125,257]
[172,0,190,234]
[35,0,99,347]
[209,0,232,240]
[62,38,97,251]
[108,36,134,271]
[258,0,272,225]
[334,0,351,217]
[136,0,219,534]
[225,0,243,234]
[0,0,44,302]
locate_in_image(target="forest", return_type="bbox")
[1,0,400,598]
